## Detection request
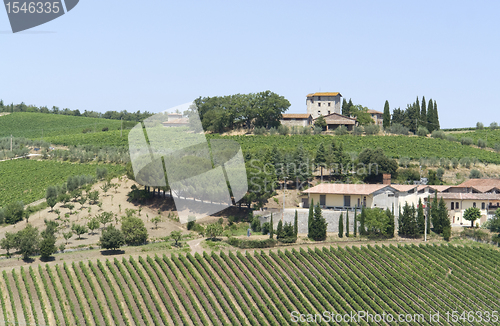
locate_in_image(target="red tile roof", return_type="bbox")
[281,114,311,119]
[303,183,388,195]
[306,92,341,97]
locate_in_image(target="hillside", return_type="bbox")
[446,128,500,149]
[0,244,498,325]
[0,113,135,139]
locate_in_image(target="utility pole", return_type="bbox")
[282,177,286,222]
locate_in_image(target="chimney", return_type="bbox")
[383,174,391,185]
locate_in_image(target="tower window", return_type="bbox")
[318,103,321,107]
[328,102,331,107]
[328,111,331,115]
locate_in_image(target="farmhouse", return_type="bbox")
[280,114,313,128]
[320,113,358,131]
[306,92,342,119]
[302,179,500,226]
[367,109,383,126]
[162,113,189,127]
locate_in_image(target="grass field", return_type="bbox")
[0,159,124,207]
[0,243,498,325]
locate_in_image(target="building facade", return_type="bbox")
[280,114,312,127]
[306,92,342,119]
[367,109,384,126]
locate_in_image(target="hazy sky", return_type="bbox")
[0,1,498,128]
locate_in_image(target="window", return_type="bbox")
[328,102,331,107]
[320,195,326,206]
[318,103,321,107]
[482,202,485,209]
[363,196,367,207]
[318,96,321,101]
[344,196,351,207]
[318,110,320,115]
[473,202,476,208]
[451,202,454,210]
[456,202,459,209]
[357,198,360,207]
[328,110,331,115]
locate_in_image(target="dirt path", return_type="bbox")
[187,238,204,255]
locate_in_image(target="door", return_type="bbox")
[344,195,351,207]
[320,195,326,207]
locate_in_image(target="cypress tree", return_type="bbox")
[345,210,349,237]
[438,197,450,232]
[434,100,440,130]
[294,210,298,236]
[426,196,431,234]
[307,199,314,238]
[427,99,434,132]
[417,198,425,234]
[276,220,283,239]
[269,213,274,239]
[347,98,354,116]
[338,213,344,238]
[431,192,440,233]
[415,96,421,128]
[310,203,327,241]
[353,207,357,237]
[420,96,427,129]
[382,100,391,129]
[386,208,395,237]
[342,98,349,116]
[398,205,402,235]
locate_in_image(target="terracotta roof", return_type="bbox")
[367,109,383,114]
[303,183,388,195]
[436,192,500,201]
[391,185,418,192]
[322,113,357,125]
[307,92,341,98]
[458,179,500,189]
[417,185,452,192]
[162,118,189,125]
[281,114,311,119]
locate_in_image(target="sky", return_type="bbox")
[0,0,499,129]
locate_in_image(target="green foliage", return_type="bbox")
[334,125,348,135]
[226,237,277,248]
[385,208,395,237]
[87,217,100,234]
[250,217,261,232]
[0,232,16,256]
[269,213,274,239]
[206,223,223,240]
[345,211,349,237]
[387,123,409,135]
[364,207,390,236]
[477,138,487,148]
[294,210,298,237]
[469,169,482,179]
[338,213,344,238]
[314,115,327,129]
[383,100,391,129]
[364,124,380,135]
[476,122,484,129]
[309,204,327,241]
[431,194,450,234]
[442,226,451,241]
[485,208,500,232]
[100,225,125,250]
[461,137,473,145]
[15,224,40,260]
[463,207,482,228]
[170,231,183,247]
[151,216,163,229]
[350,105,373,126]
[307,200,313,238]
[121,216,148,245]
[358,147,398,182]
[417,126,429,137]
[71,223,89,240]
[187,220,196,230]
[352,125,364,136]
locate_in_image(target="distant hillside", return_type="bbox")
[446,128,500,149]
[0,112,136,139]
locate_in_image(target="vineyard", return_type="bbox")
[0,244,499,325]
[0,113,136,139]
[0,160,124,207]
[209,134,500,164]
[449,129,500,149]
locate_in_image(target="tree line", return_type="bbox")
[0,100,153,122]
[191,91,290,133]
[383,96,440,134]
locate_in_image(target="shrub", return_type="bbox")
[364,124,380,135]
[313,126,322,135]
[269,127,277,135]
[398,169,420,182]
[261,222,270,235]
[469,169,482,179]
[334,125,348,135]
[440,158,450,169]
[301,127,311,135]
[387,123,409,135]
[431,130,445,139]
[352,125,364,136]
[226,237,277,249]
[100,225,125,250]
[460,157,472,169]
[436,168,445,180]
[250,217,261,232]
[417,126,429,137]
[494,143,500,153]
[101,127,109,132]
[490,122,499,130]
[451,158,459,169]
[253,127,267,135]
[206,223,223,240]
[121,216,148,245]
[476,122,484,129]
[187,220,195,230]
[442,226,451,241]
[477,138,487,148]
[461,137,473,145]
[277,125,289,135]
[399,156,410,168]
[446,134,458,142]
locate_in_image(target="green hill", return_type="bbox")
[446,128,500,149]
[0,112,135,139]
